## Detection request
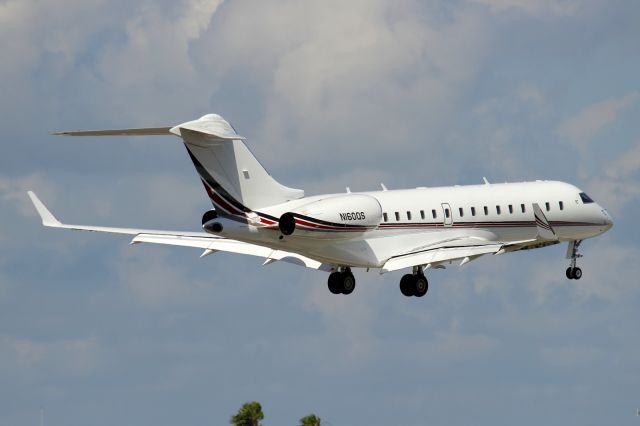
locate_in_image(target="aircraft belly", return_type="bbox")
[306,240,382,267]
[553,224,606,240]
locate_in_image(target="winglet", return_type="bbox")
[532,203,557,240]
[27,191,62,227]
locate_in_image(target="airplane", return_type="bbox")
[28,113,613,297]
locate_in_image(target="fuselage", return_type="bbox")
[211,180,612,268]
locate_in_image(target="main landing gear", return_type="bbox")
[399,266,428,298]
[566,240,583,280]
[328,267,356,295]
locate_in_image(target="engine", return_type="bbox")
[201,209,218,225]
[278,194,382,237]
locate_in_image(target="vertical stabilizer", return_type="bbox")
[170,114,304,213]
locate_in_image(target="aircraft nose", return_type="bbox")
[602,209,613,231]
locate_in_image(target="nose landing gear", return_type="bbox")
[566,240,583,280]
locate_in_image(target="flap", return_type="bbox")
[132,234,326,270]
[381,236,504,273]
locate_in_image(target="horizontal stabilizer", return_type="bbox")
[170,114,245,140]
[52,127,173,137]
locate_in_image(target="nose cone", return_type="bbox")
[602,209,613,232]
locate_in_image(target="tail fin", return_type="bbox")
[53,114,304,212]
[170,114,304,212]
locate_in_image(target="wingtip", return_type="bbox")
[27,191,62,227]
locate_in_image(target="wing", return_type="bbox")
[381,236,539,273]
[27,191,327,270]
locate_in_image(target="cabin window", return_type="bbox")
[559,201,564,211]
[395,212,400,221]
[471,207,476,216]
[508,204,513,214]
[545,202,550,212]
[496,205,501,215]
[407,211,412,221]
[483,206,488,216]
[521,204,526,213]
[420,210,425,220]
[459,207,464,217]
[432,209,437,219]
[383,213,388,222]
[445,208,450,218]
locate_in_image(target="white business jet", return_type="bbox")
[28,114,613,297]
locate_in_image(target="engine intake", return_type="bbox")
[279,212,296,235]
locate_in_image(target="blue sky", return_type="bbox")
[1,1,639,425]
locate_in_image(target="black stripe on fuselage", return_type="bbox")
[293,213,373,230]
[184,145,251,213]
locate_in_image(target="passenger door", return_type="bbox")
[441,203,453,227]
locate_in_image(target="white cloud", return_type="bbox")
[300,276,380,369]
[195,0,492,182]
[527,243,640,303]
[540,344,603,368]
[114,246,214,308]
[0,335,101,377]
[558,91,640,149]
[470,0,585,18]
[585,140,640,214]
[0,174,58,218]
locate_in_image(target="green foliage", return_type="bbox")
[230,401,264,426]
[299,413,322,426]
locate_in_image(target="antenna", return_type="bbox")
[482,177,490,185]
[380,183,388,191]
[345,187,351,193]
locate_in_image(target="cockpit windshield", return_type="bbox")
[579,192,594,204]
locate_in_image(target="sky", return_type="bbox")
[1,0,639,425]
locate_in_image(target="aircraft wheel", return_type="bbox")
[565,267,574,279]
[328,272,342,294]
[400,274,415,297]
[341,272,356,295]
[414,275,428,297]
[572,267,582,280]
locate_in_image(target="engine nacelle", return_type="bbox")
[203,216,259,238]
[278,194,382,238]
[201,209,218,225]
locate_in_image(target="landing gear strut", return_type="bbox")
[328,267,356,295]
[399,266,428,297]
[566,240,583,280]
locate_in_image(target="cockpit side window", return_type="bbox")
[579,192,594,204]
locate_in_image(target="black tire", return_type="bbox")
[342,273,356,295]
[328,272,342,294]
[572,267,582,280]
[566,267,574,280]
[414,275,428,297]
[400,274,415,297]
